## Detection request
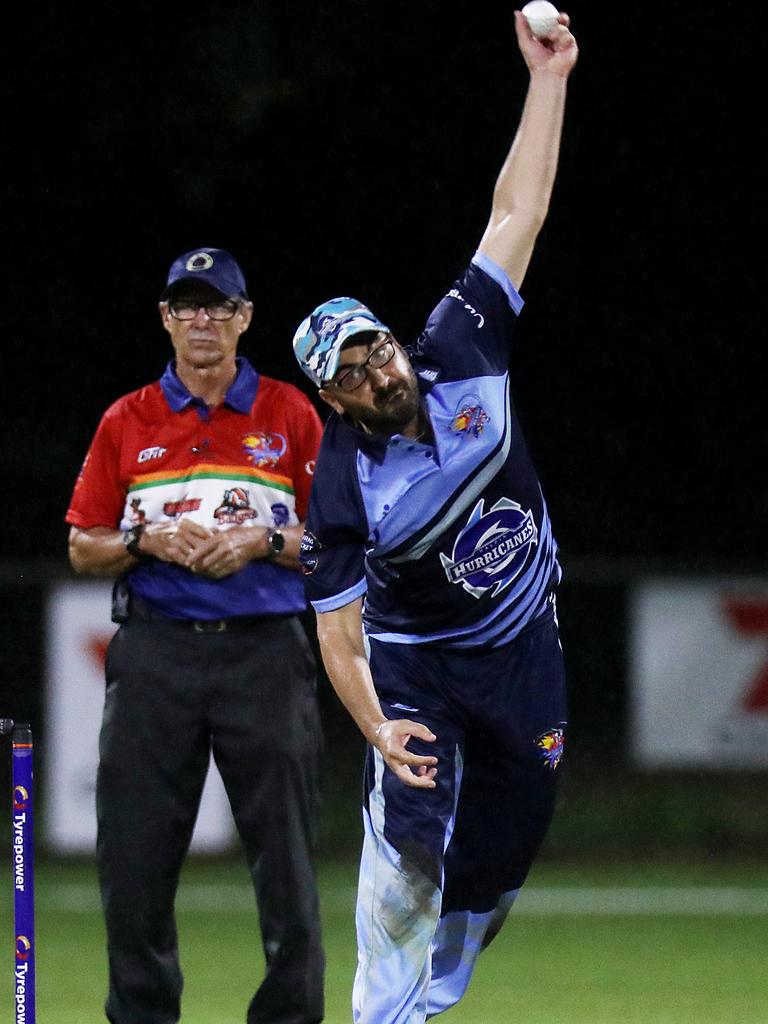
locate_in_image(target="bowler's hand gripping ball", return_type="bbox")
[521,0,560,39]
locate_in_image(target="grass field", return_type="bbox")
[2,856,767,1023]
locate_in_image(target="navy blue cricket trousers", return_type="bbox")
[353,609,567,1024]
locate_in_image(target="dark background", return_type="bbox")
[5,0,765,564]
[2,1,766,854]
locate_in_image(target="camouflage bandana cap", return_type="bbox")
[292,297,390,387]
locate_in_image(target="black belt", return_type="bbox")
[127,597,293,633]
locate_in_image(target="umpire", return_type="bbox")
[66,247,325,1024]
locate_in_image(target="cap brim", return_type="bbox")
[161,274,248,301]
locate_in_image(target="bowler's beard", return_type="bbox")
[357,368,420,436]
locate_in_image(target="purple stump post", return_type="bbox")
[12,724,35,1024]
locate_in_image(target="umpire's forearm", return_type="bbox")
[68,525,136,577]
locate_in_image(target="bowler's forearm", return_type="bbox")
[316,606,387,743]
[321,646,387,744]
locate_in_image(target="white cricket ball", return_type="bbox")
[521,0,560,39]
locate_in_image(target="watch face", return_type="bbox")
[123,526,143,554]
[270,530,285,554]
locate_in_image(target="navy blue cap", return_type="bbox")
[162,248,249,300]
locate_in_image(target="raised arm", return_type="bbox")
[477,10,578,289]
[316,598,438,788]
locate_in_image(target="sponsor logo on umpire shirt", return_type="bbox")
[242,432,287,468]
[138,446,167,463]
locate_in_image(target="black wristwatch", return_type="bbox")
[266,528,285,559]
[122,524,146,559]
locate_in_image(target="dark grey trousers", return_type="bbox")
[97,614,324,1024]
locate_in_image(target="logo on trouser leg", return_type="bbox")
[536,727,565,769]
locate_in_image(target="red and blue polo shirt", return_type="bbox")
[67,357,323,620]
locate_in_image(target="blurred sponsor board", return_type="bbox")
[631,579,768,768]
[45,580,235,852]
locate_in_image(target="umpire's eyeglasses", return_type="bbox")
[168,299,240,322]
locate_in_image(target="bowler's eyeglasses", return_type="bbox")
[168,299,239,322]
[331,339,396,392]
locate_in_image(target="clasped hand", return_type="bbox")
[143,519,267,579]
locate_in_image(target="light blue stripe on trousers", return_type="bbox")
[353,746,519,1023]
[426,891,518,1018]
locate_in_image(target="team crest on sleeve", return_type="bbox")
[451,395,490,437]
[536,727,565,770]
[439,498,537,598]
[300,531,321,575]
[242,432,287,468]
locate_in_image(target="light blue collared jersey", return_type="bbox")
[301,253,561,648]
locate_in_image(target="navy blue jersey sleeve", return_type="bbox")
[301,417,369,612]
[408,252,524,382]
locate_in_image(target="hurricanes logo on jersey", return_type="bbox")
[440,498,537,599]
[242,432,286,468]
